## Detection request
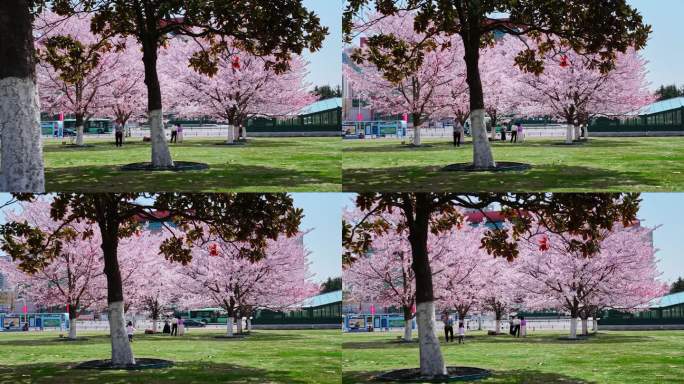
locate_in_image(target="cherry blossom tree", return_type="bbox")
[517,223,666,338]
[34,11,124,146]
[0,200,106,339]
[517,45,653,143]
[479,256,522,334]
[176,232,315,336]
[161,38,314,143]
[100,39,146,132]
[345,12,464,146]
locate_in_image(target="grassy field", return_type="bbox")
[43,137,341,192]
[342,137,684,192]
[342,330,684,383]
[0,329,340,384]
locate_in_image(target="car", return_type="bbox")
[183,319,206,327]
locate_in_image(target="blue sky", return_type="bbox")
[628,0,684,89]
[301,0,342,88]
[292,193,346,283]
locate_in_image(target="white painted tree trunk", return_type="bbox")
[403,319,413,341]
[574,125,581,141]
[495,319,501,334]
[227,124,235,143]
[246,318,251,332]
[566,124,575,144]
[569,317,578,339]
[470,109,495,168]
[490,124,497,141]
[148,109,173,167]
[581,318,588,335]
[416,301,446,377]
[584,125,590,139]
[75,125,85,146]
[226,317,234,337]
[0,77,45,192]
[593,318,598,333]
[152,319,158,333]
[108,301,135,366]
[413,126,422,146]
[68,318,77,339]
[242,126,247,140]
[236,317,243,334]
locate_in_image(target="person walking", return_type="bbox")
[520,316,527,337]
[162,319,171,334]
[453,122,464,147]
[513,316,521,337]
[170,123,178,143]
[177,123,184,143]
[510,122,519,143]
[457,321,465,344]
[441,312,454,342]
[171,316,178,336]
[115,121,124,147]
[178,317,185,336]
[509,316,515,335]
[126,321,136,342]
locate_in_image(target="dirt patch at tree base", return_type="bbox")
[120,161,209,172]
[73,358,173,370]
[375,366,491,382]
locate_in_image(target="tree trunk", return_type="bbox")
[152,318,158,333]
[75,113,85,146]
[246,318,251,332]
[236,316,243,334]
[574,125,581,141]
[581,318,588,336]
[227,124,235,143]
[410,195,446,377]
[0,0,45,192]
[68,318,77,339]
[565,124,575,144]
[569,316,578,339]
[226,316,234,337]
[101,223,135,366]
[412,114,422,146]
[495,319,501,334]
[142,36,173,168]
[403,306,413,341]
[592,318,598,333]
[463,32,495,169]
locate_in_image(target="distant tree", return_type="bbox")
[344,193,641,378]
[320,276,342,293]
[345,0,651,170]
[671,277,684,294]
[312,85,342,100]
[654,84,684,102]
[0,193,302,367]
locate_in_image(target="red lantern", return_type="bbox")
[370,305,376,315]
[58,112,64,121]
[66,303,69,313]
[231,56,241,70]
[538,235,550,252]
[402,113,408,122]
[209,243,219,257]
[22,305,28,314]
[559,55,569,68]
[411,304,416,315]
[356,113,363,122]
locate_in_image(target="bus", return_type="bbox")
[177,307,228,324]
[41,118,114,136]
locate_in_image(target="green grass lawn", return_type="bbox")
[342,137,684,192]
[0,329,340,384]
[342,330,684,383]
[43,137,341,192]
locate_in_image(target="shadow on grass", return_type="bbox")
[342,138,642,154]
[342,164,660,192]
[343,368,594,384]
[343,334,654,351]
[46,163,341,192]
[0,334,112,347]
[43,138,328,153]
[0,361,312,384]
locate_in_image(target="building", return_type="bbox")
[246,97,342,136]
[252,290,342,329]
[599,291,684,330]
[590,97,684,136]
